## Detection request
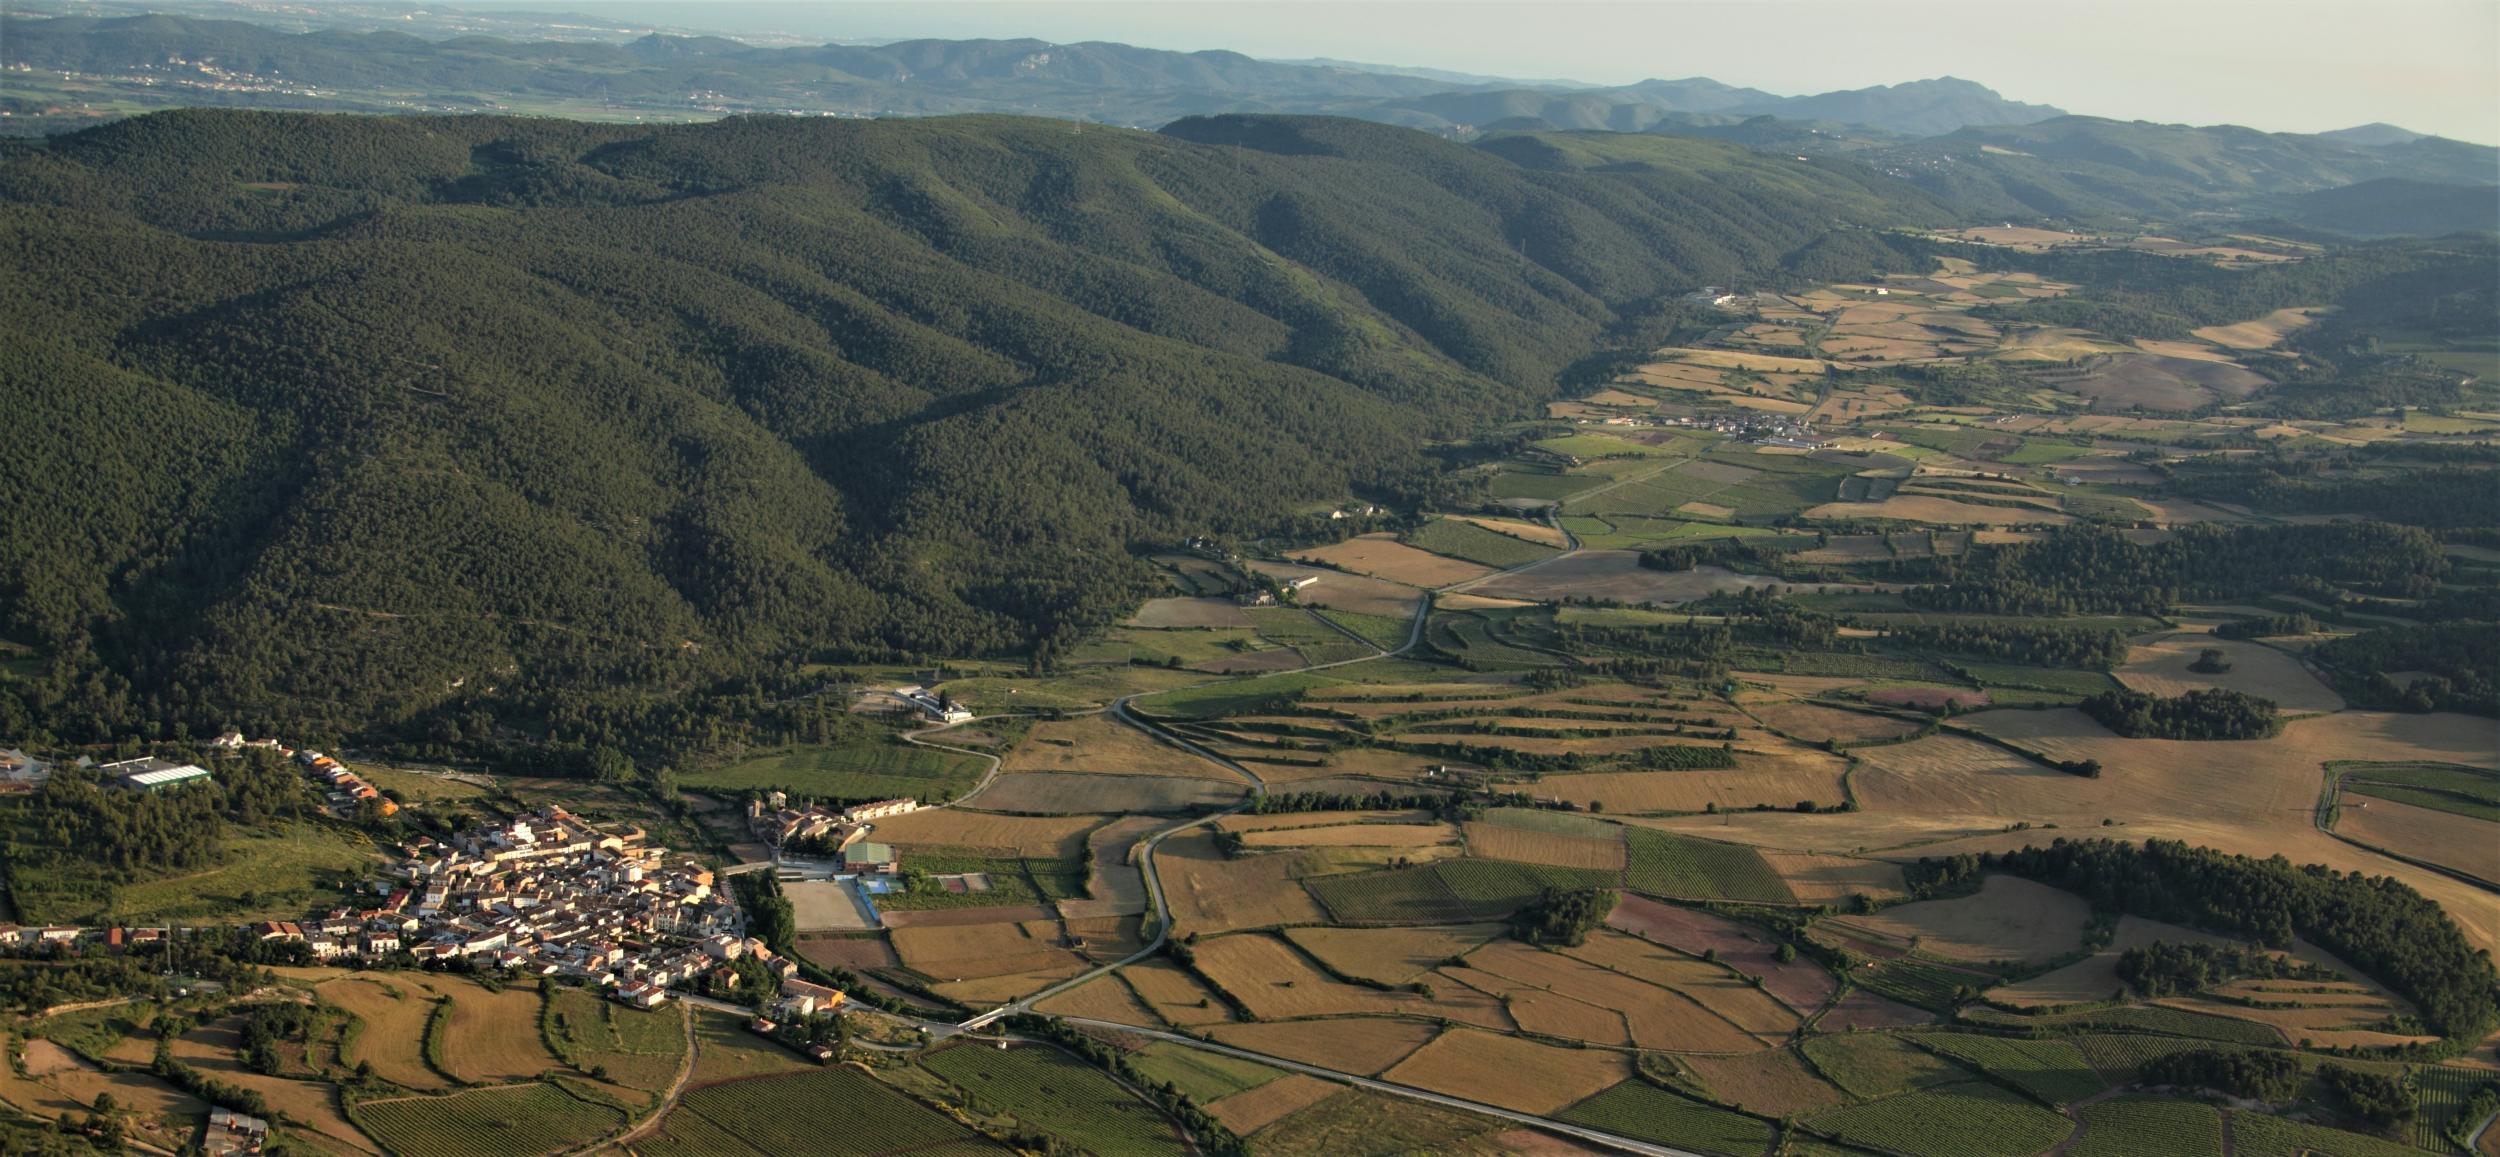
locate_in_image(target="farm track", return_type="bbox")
[950,510,1577,1032]
[565,1001,698,1157]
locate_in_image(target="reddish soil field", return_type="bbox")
[1866,687,1992,710]
[1606,894,1837,1012]
[1817,991,1935,1031]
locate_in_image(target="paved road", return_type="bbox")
[1051,1017,1705,1157]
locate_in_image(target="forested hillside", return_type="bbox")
[0,109,1944,755]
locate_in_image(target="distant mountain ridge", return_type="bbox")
[1,12,2062,136]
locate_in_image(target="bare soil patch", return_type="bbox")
[1829,875,2089,966]
[1293,534,1494,588]
[1127,597,1254,629]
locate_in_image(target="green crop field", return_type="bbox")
[2332,761,2500,822]
[2014,1004,2284,1046]
[2412,1064,2494,1153]
[685,739,986,799]
[1405,518,1561,569]
[1801,1033,1967,1099]
[2069,1096,2223,1157]
[1854,957,1988,1011]
[541,986,685,1092]
[923,1044,1185,1154]
[665,1065,989,1156]
[2000,440,2095,465]
[1555,1080,1775,1157]
[1127,1043,1285,1103]
[1492,472,1594,501]
[2067,1033,2249,1083]
[1478,807,1623,839]
[2228,1111,2423,1157]
[353,1083,625,1157]
[1955,664,2122,697]
[1317,609,1413,650]
[1305,858,1615,924]
[78,824,383,926]
[1807,1080,2072,1156]
[1622,828,1794,904]
[1915,1034,2105,1105]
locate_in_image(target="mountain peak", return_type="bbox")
[2319,122,2429,147]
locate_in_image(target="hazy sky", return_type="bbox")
[524,0,2500,142]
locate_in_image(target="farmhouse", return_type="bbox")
[904,688,975,724]
[96,756,212,794]
[203,1107,270,1155]
[0,748,47,789]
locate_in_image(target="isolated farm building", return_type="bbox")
[98,756,212,794]
[0,749,47,789]
[777,977,845,1018]
[614,982,670,1009]
[204,1108,270,1155]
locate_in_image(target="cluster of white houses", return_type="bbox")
[1,807,846,1018]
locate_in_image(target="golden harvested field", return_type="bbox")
[1759,852,1908,904]
[319,975,449,1090]
[1002,714,1240,778]
[895,921,1088,987]
[1292,534,1493,588]
[2116,634,2345,713]
[24,1038,206,1120]
[171,1021,377,1154]
[1805,495,2072,525]
[1394,731,1716,757]
[1382,1029,1630,1114]
[1033,975,1162,1026]
[1829,874,2090,966]
[1462,822,1626,869]
[1746,701,1921,744]
[1241,822,1457,848]
[1192,933,1508,1026]
[1160,830,1331,933]
[1449,977,1626,1046]
[1855,709,2500,957]
[1209,1018,1440,1076]
[437,982,562,1084]
[1984,916,2230,1007]
[1284,924,1505,985]
[1647,347,1836,375]
[1531,750,1848,814]
[2339,796,2499,886]
[1682,1049,1845,1118]
[1244,559,1426,619]
[1457,940,1778,1049]
[864,810,1103,858]
[1219,809,1435,831]
[970,772,1243,815]
[1206,1073,1343,1135]
[1554,933,1802,1035]
[1446,514,1571,548]
[1127,596,1255,629]
[1123,959,1237,1027]
[1676,501,1738,519]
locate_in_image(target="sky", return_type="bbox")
[490,0,2500,142]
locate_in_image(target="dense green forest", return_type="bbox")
[0,109,1948,758]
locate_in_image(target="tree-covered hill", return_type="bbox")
[1869,115,2499,222]
[0,109,1945,753]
